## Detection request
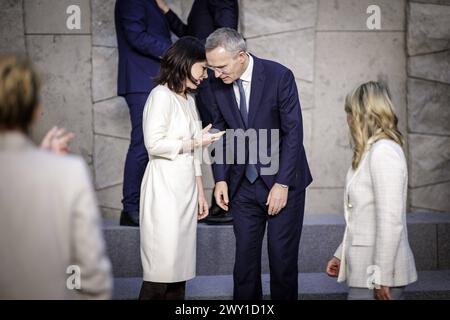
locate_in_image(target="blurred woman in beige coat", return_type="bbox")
[0,56,112,299]
[326,81,417,300]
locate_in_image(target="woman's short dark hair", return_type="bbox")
[155,36,205,94]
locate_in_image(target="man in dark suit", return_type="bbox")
[155,0,238,42]
[204,28,313,299]
[115,0,172,226]
[155,0,239,224]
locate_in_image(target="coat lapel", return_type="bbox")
[248,55,265,129]
[216,81,245,129]
[345,146,372,192]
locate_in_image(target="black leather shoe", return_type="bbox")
[120,211,139,227]
[200,203,233,225]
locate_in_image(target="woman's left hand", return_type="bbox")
[374,286,391,300]
[198,193,209,220]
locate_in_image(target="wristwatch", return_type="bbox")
[278,184,289,189]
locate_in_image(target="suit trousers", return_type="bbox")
[122,93,150,213]
[231,177,305,300]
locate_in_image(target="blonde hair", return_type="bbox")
[0,55,40,133]
[345,81,404,169]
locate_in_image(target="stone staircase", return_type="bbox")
[102,213,450,299]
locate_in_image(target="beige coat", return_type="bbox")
[0,132,112,299]
[334,139,417,288]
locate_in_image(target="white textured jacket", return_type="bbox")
[334,139,417,288]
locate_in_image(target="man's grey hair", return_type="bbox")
[205,28,247,54]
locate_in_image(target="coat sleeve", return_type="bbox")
[143,89,183,160]
[71,159,113,300]
[165,9,188,38]
[209,0,239,30]
[370,144,407,287]
[275,69,302,186]
[117,0,171,59]
[193,104,203,177]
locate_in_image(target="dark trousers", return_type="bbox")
[231,177,305,300]
[122,93,149,213]
[139,281,186,300]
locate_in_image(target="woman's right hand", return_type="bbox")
[40,126,75,155]
[326,257,341,277]
[198,124,225,148]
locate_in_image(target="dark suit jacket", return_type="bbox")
[205,55,313,199]
[165,0,238,41]
[115,0,172,96]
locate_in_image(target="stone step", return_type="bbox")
[103,213,450,278]
[112,270,450,300]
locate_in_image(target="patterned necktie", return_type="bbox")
[236,78,258,184]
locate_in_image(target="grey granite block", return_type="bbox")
[409,134,450,187]
[26,35,93,164]
[24,0,90,34]
[407,78,450,136]
[408,51,450,84]
[0,0,26,54]
[92,46,118,102]
[94,96,131,139]
[408,2,450,55]
[410,182,450,213]
[94,134,128,189]
[241,0,316,38]
[317,0,406,31]
[92,0,117,47]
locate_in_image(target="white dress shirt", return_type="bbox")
[233,53,253,111]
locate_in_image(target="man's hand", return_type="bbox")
[326,257,341,277]
[40,126,75,155]
[155,0,170,13]
[214,181,229,212]
[374,286,392,300]
[266,183,288,215]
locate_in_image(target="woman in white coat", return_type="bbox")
[326,81,417,300]
[138,37,224,300]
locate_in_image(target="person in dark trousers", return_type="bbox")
[155,0,239,224]
[115,0,172,226]
[205,28,313,299]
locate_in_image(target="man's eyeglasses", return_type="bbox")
[206,65,229,75]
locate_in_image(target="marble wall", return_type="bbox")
[407,0,450,213]
[0,0,448,217]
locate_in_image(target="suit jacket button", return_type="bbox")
[348,203,353,209]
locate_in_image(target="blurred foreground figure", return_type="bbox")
[0,55,112,299]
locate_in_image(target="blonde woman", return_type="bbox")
[326,81,417,300]
[0,56,112,299]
